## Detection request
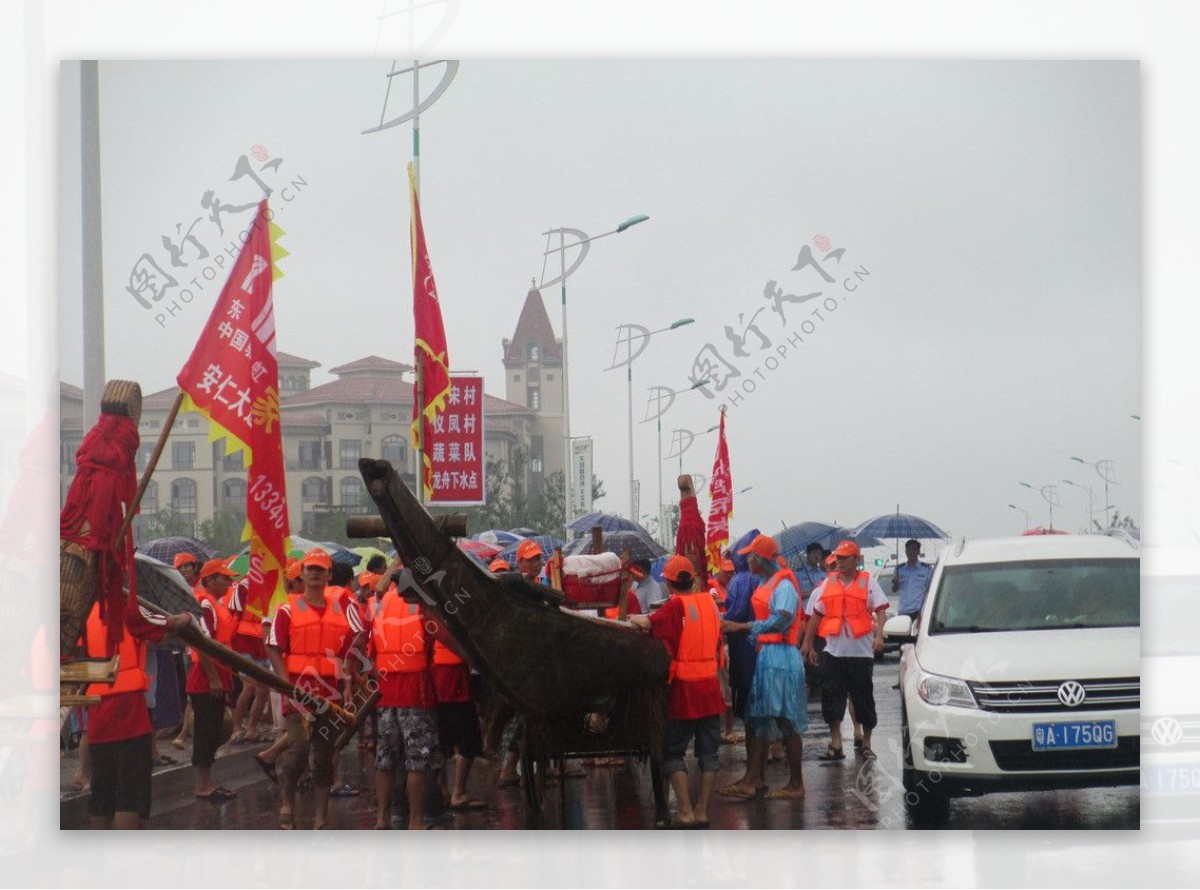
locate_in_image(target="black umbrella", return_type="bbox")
[140,536,216,565]
[134,552,202,617]
[563,530,667,562]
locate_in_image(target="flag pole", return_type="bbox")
[114,390,185,545]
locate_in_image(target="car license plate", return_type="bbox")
[1031,720,1117,751]
[1142,764,1200,794]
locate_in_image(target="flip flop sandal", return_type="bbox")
[196,787,237,801]
[853,737,864,750]
[279,811,295,830]
[817,746,845,761]
[715,784,757,799]
[859,747,877,760]
[330,784,360,797]
[254,755,278,785]
[154,754,178,766]
[764,788,806,800]
[449,799,488,810]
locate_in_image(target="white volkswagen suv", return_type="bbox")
[896,534,1140,822]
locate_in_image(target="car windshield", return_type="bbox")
[928,557,1139,634]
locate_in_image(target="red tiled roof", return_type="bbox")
[281,412,329,428]
[60,381,83,400]
[276,351,321,370]
[142,385,182,409]
[503,288,562,364]
[329,355,414,377]
[281,375,531,415]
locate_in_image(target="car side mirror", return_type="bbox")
[884,614,916,640]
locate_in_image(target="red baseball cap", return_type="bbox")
[357,571,379,590]
[824,554,837,570]
[737,534,780,561]
[301,548,333,570]
[285,559,303,581]
[516,540,544,561]
[719,558,735,573]
[832,540,861,558]
[173,552,199,569]
[488,558,512,572]
[662,555,696,583]
[199,558,237,580]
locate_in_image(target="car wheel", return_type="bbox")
[901,706,950,824]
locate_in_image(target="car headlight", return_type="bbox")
[916,669,977,708]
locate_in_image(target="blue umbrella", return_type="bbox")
[140,536,217,565]
[508,527,541,538]
[495,534,568,566]
[568,511,652,536]
[775,522,884,564]
[852,512,950,541]
[563,530,666,562]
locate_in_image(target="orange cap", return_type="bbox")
[516,540,544,561]
[719,558,735,573]
[824,554,837,570]
[285,559,303,581]
[662,555,696,583]
[357,571,379,590]
[736,534,780,561]
[199,558,237,580]
[173,552,199,569]
[832,539,861,558]
[301,548,333,570]
[488,558,511,572]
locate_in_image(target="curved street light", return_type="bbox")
[643,378,711,545]
[541,214,649,528]
[1007,503,1030,531]
[1069,456,1119,524]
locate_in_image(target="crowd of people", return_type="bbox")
[71,532,934,830]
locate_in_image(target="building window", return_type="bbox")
[528,343,540,361]
[297,440,321,470]
[171,479,197,516]
[381,435,407,465]
[222,478,246,507]
[531,457,544,474]
[222,451,244,471]
[340,476,364,507]
[528,387,541,410]
[339,439,362,469]
[61,436,82,474]
[136,443,154,471]
[142,481,158,514]
[172,441,195,470]
[302,477,326,506]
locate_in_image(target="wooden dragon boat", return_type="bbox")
[353,458,671,822]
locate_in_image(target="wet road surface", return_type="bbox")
[63,658,1139,830]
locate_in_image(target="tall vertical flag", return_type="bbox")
[176,199,291,617]
[705,409,733,573]
[408,162,453,501]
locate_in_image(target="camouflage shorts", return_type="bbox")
[375,707,444,773]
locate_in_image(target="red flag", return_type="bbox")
[176,200,291,617]
[408,163,453,501]
[705,410,733,574]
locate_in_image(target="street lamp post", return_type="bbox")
[608,318,696,521]
[1061,479,1097,532]
[541,215,649,531]
[1019,482,1060,530]
[1069,457,1119,526]
[643,379,711,546]
[1007,503,1030,531]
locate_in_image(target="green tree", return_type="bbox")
[197,507,247,555]
[135,506,194,542]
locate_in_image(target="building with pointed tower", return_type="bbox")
[502,285,565,497]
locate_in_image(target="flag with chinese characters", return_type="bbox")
[705,409,733,573]
[176,199,291,617]
[408,162,453,501]
[428,375,485,505]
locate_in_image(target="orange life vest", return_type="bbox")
[751,569,803,646]
[669,592,722,683]
[228,580,265,640]
[195,588,236,647]
[371,591,429,673]
[817,570,875,638]
[284,591,352,679]
[433,639,464,666]
[84,604,148,697]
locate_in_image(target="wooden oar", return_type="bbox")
[137,596,354,724]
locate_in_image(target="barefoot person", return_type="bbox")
[719,534,807,801]
[630,555,725,827]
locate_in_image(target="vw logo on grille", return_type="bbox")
[1057,680,1087,708]
[1151,717,1184,747]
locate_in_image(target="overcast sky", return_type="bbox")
[58,58,1140,544]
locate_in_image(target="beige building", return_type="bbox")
[60,287,564,540]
